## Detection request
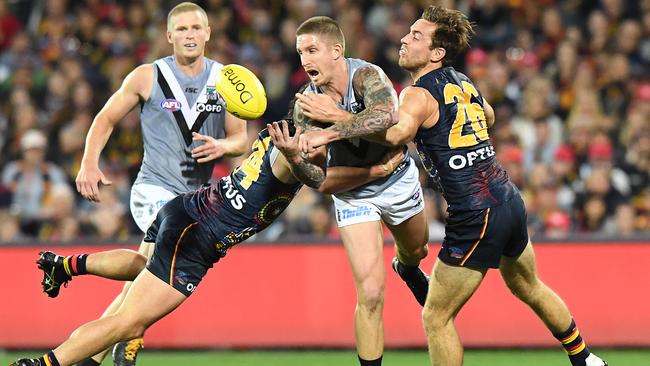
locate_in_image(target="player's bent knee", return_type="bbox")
[359,295,384,314]
[123,324,147,340]
[399,237,429,252]
[135,252,147,263]
[357,282,385,312]
[412,244,429,260]
[422,306,447,329]
[114,317,147,340]
[506,278,541,303]
[132,253,147,271]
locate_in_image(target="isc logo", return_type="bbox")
[161,98,182,111]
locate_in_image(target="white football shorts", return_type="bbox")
[130,183,177,233]
[332,158,424,227]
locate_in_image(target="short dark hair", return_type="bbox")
[296,16,345,50]
[421,6,474,65]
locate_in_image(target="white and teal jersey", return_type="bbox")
[135,56,227,195]
[305,58,409,198]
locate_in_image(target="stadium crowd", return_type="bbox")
[0,0,648,243]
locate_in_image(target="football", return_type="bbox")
[215,64,267,120]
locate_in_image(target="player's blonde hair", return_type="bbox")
[296,16,345,50]
[167,2,208,30]
[421,6,474,65]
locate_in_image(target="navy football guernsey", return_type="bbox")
[183,127,302,255]
[413,67,516,212]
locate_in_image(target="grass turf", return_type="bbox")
[1,348,648,365]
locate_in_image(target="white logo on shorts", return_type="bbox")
[186,283,197,293]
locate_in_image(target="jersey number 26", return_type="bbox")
[444,81,489,149]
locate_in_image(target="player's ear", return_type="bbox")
[167,30,173,44]
[431,47,446,64]
[205,26,211,41]
[332,43,344,60]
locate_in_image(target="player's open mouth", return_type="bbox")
[306,69,319,78]
[185,43,197,48]
[399,47,406,56]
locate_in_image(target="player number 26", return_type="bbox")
[443,81,489,149]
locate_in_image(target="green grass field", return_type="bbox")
[1,349,648,365]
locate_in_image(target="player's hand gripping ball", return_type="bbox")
[215,64,267,120]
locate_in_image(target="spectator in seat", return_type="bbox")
[1,129,67,236]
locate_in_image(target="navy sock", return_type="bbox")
[358,355,382,366]
[63,254,88,276]
[553,319,591,366]
[39,351,60,366]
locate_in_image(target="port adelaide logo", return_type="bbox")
[196,85,223,113]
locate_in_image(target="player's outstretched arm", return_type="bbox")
[76,64,153,202]
[191,113,248,163]
[364,86,437,147]
[286,92,403,192]
[318,148,405,194]
[339,64,399,135]
[268,120,326,189]
[296,65,398,151]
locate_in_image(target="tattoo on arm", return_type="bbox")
[332,65,398,138]
[292,102,314,131]
[282,84,327,188]
[293,99,329,132]
[288,157,326,189]
[287,84,327,132]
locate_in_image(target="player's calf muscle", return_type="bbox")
[86,249,147,280]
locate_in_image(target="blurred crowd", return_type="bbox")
[0,0,649,244]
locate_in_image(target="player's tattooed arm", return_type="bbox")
[338,64,399,137]
[268,120,326,189]
[291,96,329,132]
[287,153,326,189]
[296,66,399,153]
[296,65,398,137]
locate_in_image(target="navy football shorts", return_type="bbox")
[438,193,529,269]
[144,196,220,296]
